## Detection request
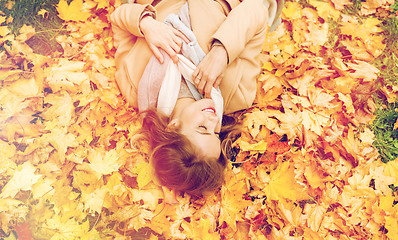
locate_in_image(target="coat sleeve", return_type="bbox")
[210,0,269,63]
[110,3,157,50]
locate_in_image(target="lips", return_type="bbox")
[202,107,216,114]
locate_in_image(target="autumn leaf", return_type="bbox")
[1,0,394,238]
[88,149,121,180]
[44,127,77,161]
[131,161,154,189]
[264,162,306,201]
[0,162,42,198]
[57,0,91,22]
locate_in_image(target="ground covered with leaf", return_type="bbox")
[1,0,398,239]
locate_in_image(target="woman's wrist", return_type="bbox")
[139,13,155,35]
[211,44,228,65]
[139,7,155,33]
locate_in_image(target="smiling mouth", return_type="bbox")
[202,107,216,114]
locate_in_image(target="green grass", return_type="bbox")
[373,17,398,86]
[327,18,342,49]
[342,0,364,16]
[371,102,398,163]
[0,0,65,55]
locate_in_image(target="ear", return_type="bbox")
[166,118,180,131]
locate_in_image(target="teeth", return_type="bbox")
[203,108,215,113]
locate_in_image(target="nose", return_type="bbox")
[206,113,221,132]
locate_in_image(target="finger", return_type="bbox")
[170,40,181,54]
[194,73,202,86]
[163,45,179,63]
[197,79,206,95]
[173,36,183,48]
[214,75,223,89]
[174,29,190,43]
[204,81,214,98]
[192,69,201,85]
[150,44,163,64]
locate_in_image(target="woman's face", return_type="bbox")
[170,98,222,159]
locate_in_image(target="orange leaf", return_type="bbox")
[57,0,91,22]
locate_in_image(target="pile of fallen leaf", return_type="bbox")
[1,0,398,239]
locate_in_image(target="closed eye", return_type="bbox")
[199,125,207,130]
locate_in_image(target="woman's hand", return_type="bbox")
[193,45,228,98]
[139,16,189,64]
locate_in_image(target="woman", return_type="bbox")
[110,0,284,196]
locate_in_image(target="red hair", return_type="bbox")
[139,109,226,196]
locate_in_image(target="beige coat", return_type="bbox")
[110,0,284,114]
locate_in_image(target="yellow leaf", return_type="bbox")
[46,60,89,92]
[0,161,42,198]
[45,215,88,240]
[0,26,10,37]
[346,60,379,82]
[57,0,91,22]
[359,127,375,145]
[309,0,341,19]
[239,140,268,153]
[193,218,220,240]
[88,149,121,180]
[302,109,330,136]
[44,127,77,161]
[283,1,303,19]
[337,93,355,114]
[384,160,398,185]
[0,15,5,24]
[304,204,326,232]
[379,194,395,211]
[6,77,40,98]
[262,62,275,71]
[38,9,48,17]
[0,198,25,212]
[43,91,74,129]
[264,162,306,201]
[93,0,108,9]
[15,24,35,42]
[304,166,323,189]
[386,215,398,240]
[32,177,55,199]
[82,187,108,213]
[132,161,153,189]
[131,188,163,210]
[340,18,382,41]
[0,89,30,119]
[0,140,16,175]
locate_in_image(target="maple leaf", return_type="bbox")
[309,0,341,19]
[57,0,91,22]
[44,215,96,240]
[92,0,109,9]
[45,60,89,93]
[31,177,55,199]
[0,140,16,175]
[44,127,77,161]
[386,215,398,240]
[302,109,330,136]
[0,162,42,198]
[131,161,154,189]
[304,164,333,189]
[264,162,306,201]
[304,203,327,232]
[15,24,35,42]
[82,187,108,214]
[88,149,121,180]
[384,159,398,185]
